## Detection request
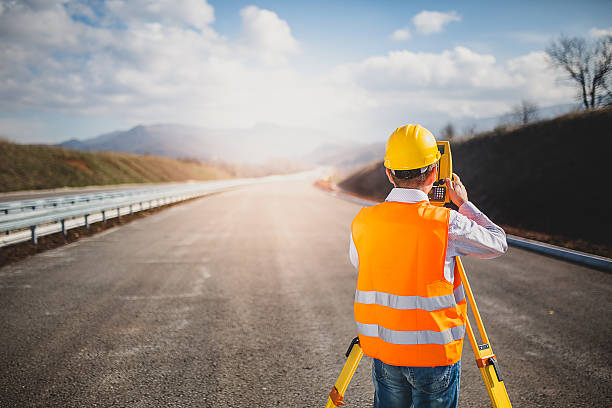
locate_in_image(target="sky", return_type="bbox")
[0,0,611,145]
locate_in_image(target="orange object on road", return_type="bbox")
[351,201,467,367]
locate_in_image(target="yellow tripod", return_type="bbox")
[325,337,363,407]
[455,257,512,407]
[325,257,512,407]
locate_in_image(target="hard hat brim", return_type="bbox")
[384,150,440,170]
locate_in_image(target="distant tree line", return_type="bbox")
[438,34,610,140]
[438,122,478,140]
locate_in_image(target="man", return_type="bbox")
[349,124,507,408]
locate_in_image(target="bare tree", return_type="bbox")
[439,123,455,140]
[546,35,612,109]
[462,124,477,138]
[510,99,539,125]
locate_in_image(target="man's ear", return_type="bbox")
[385,168,396,186]
[428,163,438,185]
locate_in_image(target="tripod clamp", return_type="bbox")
[345,337,360,358]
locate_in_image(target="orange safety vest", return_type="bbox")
[352,200,467,367]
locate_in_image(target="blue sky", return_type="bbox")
[0,0,610,145]
[212,0,611,63]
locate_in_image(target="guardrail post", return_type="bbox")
[117,207,121,219]
[61,219,66,236]
[30,225,37,244]
[102,210,106,222]
[85,214,89,228]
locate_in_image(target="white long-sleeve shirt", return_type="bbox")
[349,188,507,283]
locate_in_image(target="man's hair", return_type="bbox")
[389,163,437,188]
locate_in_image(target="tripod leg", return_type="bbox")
[325,338,363,407]
[456,257,512,408]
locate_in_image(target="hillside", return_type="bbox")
[57,123,336,164]
[0,140,231,192]
[338,107,612,257]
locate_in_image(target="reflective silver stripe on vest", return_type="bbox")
[453,284,465,304]
[355,290,457,312]
[356,323,465,345]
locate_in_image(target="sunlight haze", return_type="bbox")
[0,0,610,150]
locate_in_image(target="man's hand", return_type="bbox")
[445,173,468,208]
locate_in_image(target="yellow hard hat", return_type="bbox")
[384,124,441,170]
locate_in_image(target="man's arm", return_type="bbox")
[349,233,359,269]
[448,204,507,258]
[445,173,507,258]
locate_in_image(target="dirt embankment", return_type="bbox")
[0,141,232,193]
[338,107,612,258]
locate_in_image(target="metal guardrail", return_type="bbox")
[506,235,612,272]
[0,179,256,247]
[0,183,227,214]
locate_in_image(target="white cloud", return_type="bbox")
[0,1,576,144]
[106,0,215,29]
[588,27,612,38]
[331,47,573,120]
[0,1,351,135]
[391,27,411,41]
[238,5,299,65]
[505,51,574,104]
[334,47,506,92]
[0,1,85,51]
[412,10,460,35]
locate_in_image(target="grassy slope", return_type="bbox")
[338,107,612,257]
[0,141,231,192]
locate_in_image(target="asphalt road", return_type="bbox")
[1,180,610,407]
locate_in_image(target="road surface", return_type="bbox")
[1,180,610,407]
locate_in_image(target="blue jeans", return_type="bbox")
[372,358,461,408]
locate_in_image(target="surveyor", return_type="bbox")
[349,124,507,408]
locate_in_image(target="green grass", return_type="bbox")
[0,141,231,192]
[338,106,612,257]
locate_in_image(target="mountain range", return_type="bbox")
[58,123,385,168]
[57,103,575,168]
[59,123,331,163]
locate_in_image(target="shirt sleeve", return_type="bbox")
[447,202,508,259]
[349,232,359,269]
